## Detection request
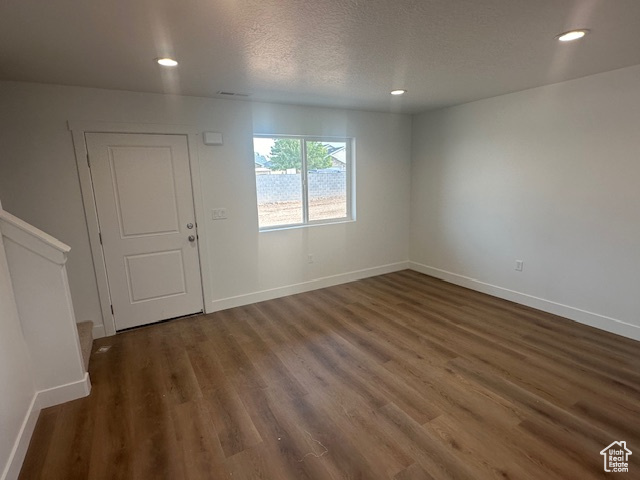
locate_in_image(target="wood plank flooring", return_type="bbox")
[19,270,640,479]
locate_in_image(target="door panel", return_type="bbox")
[86,133,203,330]
[124,250,187,302]
[109,145,181,237]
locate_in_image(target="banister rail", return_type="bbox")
[0,210,70,265]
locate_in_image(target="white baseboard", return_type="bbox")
[2,395,40,480]
[409,262,640,342]
[91,323,105,339]
[36,372,91,409]
[209,261,410,313]
[2,373,91,480]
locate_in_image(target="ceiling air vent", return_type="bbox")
[216,91,251,98]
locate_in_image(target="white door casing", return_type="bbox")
[86,133,203,330]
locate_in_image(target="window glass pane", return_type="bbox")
[306,140,347,222]
[254,137,303,228]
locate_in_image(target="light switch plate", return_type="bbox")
[203,131,223,145]
[212,208,227,220]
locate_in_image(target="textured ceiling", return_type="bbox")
[1,0,640,113]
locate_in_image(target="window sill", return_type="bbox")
[259,218,355,233]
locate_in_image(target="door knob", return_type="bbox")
[188,235,196,242]
[186,223,194,229]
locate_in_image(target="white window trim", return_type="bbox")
[254,134,355,231]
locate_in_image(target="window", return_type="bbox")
[253,135,353,230]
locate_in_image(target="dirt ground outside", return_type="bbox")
[258,195,347,227]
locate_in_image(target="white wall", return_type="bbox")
[410,64,640,340]
[0,204,36,480]
[0,82,411,335]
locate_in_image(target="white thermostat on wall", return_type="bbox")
[203,131,223,145]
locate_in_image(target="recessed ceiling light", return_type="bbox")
[391,89,407,96]
[156,57,178,67]
[556,29,589,42]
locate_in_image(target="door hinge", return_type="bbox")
[87,153,90,167]
[99,232,102,244]
[110,305,114,315]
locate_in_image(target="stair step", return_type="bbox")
[76,321,93,371]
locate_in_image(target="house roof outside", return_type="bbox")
[254,154,272,169]
[325,144,346,166]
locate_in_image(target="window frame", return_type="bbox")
[254,134,354,231]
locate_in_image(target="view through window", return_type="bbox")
[254,136,352,229]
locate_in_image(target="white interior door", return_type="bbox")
[86,133,203,330]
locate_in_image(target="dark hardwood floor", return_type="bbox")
[19,270,639,479]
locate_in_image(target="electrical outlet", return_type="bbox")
[308,254,314,264]
[211,208,227,220]
[515,260,524,272]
